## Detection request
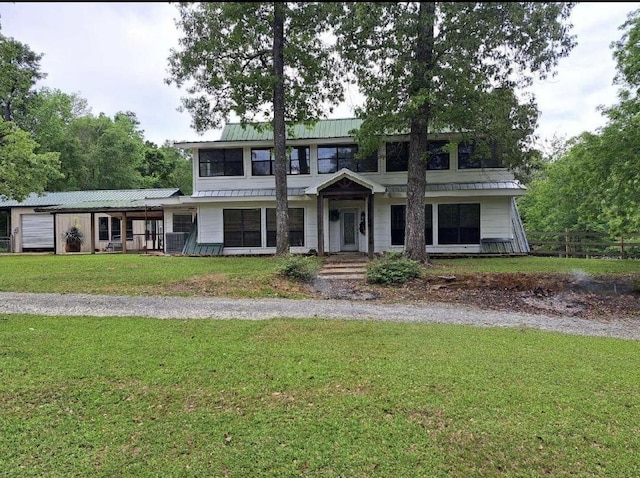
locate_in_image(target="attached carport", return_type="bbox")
[35,200,168,254]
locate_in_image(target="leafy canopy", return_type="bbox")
[166,2,344,133]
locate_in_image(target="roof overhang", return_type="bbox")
[305,169,386,195]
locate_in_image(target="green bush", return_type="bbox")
[277,254,320,282]
[366,251,422,284]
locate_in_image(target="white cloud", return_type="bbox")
[1,2,639,147]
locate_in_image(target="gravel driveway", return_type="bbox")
[1,291,638,340]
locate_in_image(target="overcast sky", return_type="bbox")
[0,2,638,148]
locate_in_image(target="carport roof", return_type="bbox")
[0,188,182,208]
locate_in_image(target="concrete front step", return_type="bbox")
[317,274,366,280]
[318,260,368,280]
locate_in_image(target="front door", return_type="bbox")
[340,209,358,251]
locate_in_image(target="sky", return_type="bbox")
[0,2,638,148]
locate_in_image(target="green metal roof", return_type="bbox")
[0,188,182,208]
[37,199,168,212]
[220,118,364,142]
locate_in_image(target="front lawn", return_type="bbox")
[0,253,318,298]
[1,316,639,477]
[0,253,636,298]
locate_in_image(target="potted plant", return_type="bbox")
[62,225,84,252]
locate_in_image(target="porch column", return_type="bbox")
[52,212,58,255]
[90,212,96,254]
[317,194,324,256]
[368,193,374,259]
[122,212,127,254]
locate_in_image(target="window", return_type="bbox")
[317,144,377,174]
[386,142,408,172]
[458,140,504,169]
[126,219,133,240]
[173,214,193,233]
[438,204,480,244]
[111,217,121,240]
[98,217,109,241]
[390,204,433,246]
[427,141,450,170]
[386,141,450,172]
[266,208,305,247]
[223,209,261,247]
[251,147,310,176]
[199,148,244,177]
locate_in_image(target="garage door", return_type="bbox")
[21,214,54,250]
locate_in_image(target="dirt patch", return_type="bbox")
[310,272,640,322]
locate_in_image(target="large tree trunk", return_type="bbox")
[404,2,435,263]
[273,2,289,256]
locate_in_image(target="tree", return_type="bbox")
[0,119,61,201]
[63,112,146,190]
[0,27,45,122]
[520,7,640,236]
[17,88,91,191]
[140,141,193,194]
[167,2,343,255]
[333,2,576,262]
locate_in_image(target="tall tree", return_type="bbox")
[140,141,193,194]
[18,88,91,191]
[520,7,640,236]
[0,119,61,201]
[333,2,576,262]
[0,27,45,122]
[65,112,146,190]
[167,2,343,255]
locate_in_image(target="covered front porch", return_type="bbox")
[305,169,386,258]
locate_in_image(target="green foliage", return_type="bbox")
[0,120,61,201]
[140,142,193,194]
[520,9,640,236]
[277,253,320,282]
[0,28,45,121]
[332,2,576,261]
[366,251,422,284]
[167,2,344,132]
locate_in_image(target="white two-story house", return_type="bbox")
[169,118,529,257]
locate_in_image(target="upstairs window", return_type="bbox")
[317,144,377,174]
[458,140,504,169]
[427,140,450,170]
[385,141,450,172]
[386,142,409,172]
[251,147,310,176]
[199,148,244,177]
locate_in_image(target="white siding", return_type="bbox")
[193,141,519,193]
[480,197,512,239]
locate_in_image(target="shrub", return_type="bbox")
[277,254,320,282]
[366,251,422,284]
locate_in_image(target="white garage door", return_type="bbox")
[21,214,54,249]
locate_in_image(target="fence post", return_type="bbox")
[621,235,625,259]
[565,228,570,258]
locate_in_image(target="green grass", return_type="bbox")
[1,316,638,477]
[0,254,319,298]
[0,254,636,298]
[425,256,640,275]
